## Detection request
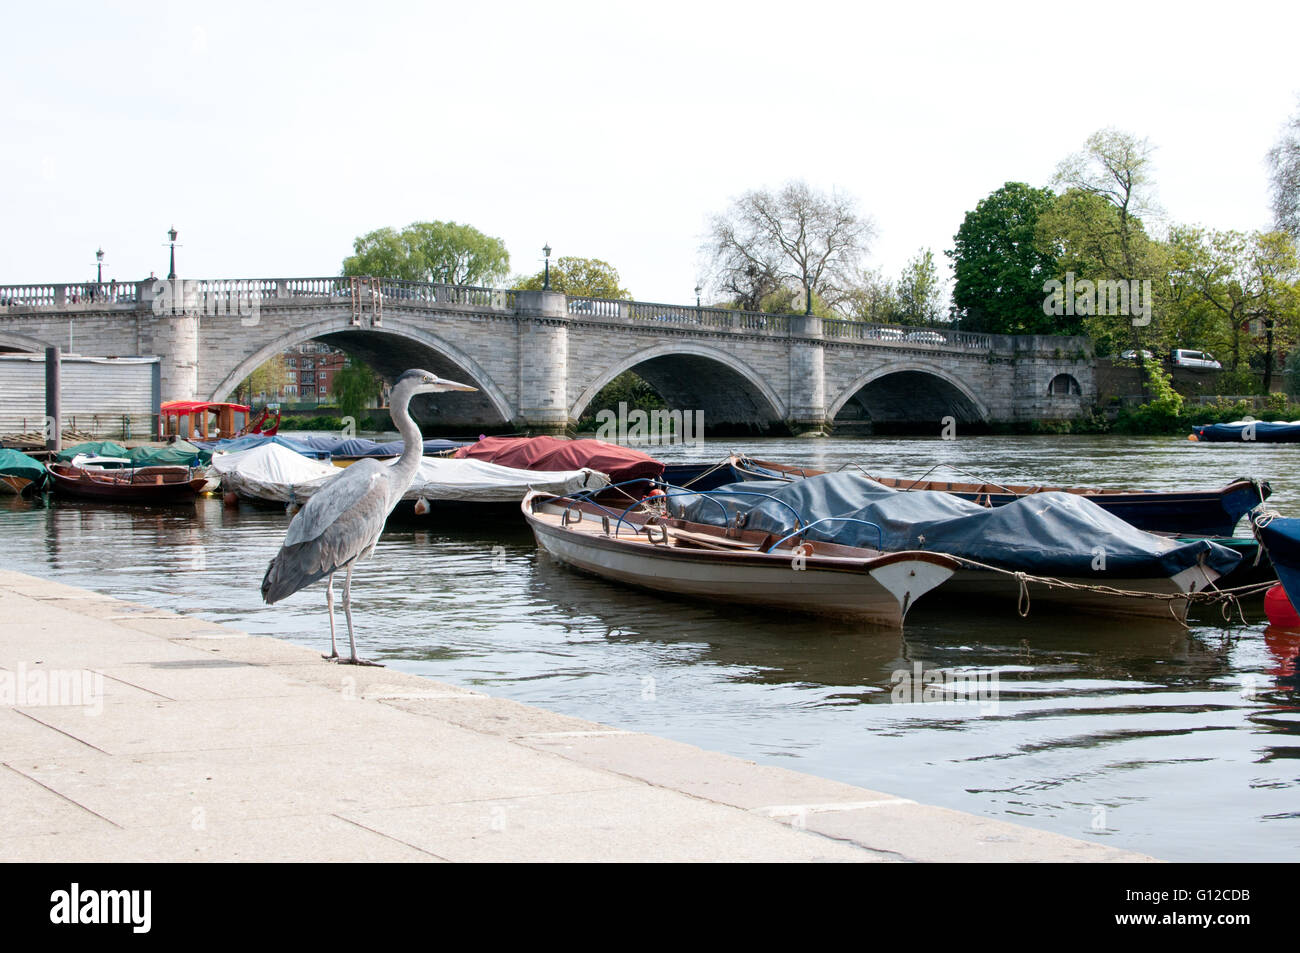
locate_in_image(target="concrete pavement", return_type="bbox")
[0,570,1156,862]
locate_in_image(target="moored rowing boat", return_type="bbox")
[47,463,208,503]
[523,490,958,628]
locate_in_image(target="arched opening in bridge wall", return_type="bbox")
[831,369,989,435]
[572,346,788,437]
[0,333,52,354]
[211,327,512,437]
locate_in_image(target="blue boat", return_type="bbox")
[1192,421,1300,443]
[1257,518,1300,610]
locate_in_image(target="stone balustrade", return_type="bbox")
[0,276,994,350]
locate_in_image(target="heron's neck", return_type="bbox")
[390,389,424,491]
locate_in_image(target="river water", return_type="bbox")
[3,434,1298,861]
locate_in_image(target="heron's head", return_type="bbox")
[393,369,478,396]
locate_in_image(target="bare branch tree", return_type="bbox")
[1268,100,1300,240]
[704,180,876,312]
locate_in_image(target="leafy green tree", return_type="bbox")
[342,227,416,280]
[237,355,287,404]
[1048,129,1163,363]
[841,268,900,323]
[343,221,510,285]
[514,256,630,298]
[895,248,944,325]
[333,359,381,422]
[947,182,1062,334]
[1037,188,1164,359]
[578,371,666,426]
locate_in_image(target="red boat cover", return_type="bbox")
[452,436,664,484]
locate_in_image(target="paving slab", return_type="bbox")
[0,571,1160,862]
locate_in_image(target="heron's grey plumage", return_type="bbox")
[260,460,390,604]
[258,368,477,664]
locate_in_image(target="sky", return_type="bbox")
[3,0,1298,308]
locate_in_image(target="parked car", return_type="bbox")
[1119,349,1155,362]
[873,327,906,341]
[905,330,946,344]
[1171,348,1222,371]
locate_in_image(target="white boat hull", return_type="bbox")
[525,495,955,628]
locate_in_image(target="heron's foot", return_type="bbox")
[329,655,384,667]
[322,651,339,661]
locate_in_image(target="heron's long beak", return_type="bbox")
[433,376,477,392]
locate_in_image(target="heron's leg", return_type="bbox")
[340,563,381,667]
[323,572,339,660]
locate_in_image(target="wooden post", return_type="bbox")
[44,347,61,454]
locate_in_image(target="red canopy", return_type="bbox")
[161,400,251,416]
[453,436,664,484]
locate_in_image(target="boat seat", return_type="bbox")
[666,528,764,551]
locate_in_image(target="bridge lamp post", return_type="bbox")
[168,226,178,280]
[543,243,551,291]
[804,272,814,316]
[695,284,701,309]
[95,248,104,284]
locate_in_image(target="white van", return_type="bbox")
[1171,348,1222,371]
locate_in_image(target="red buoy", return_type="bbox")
[1265,584,1300,629]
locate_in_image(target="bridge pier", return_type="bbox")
[514,290,571,434]
[787,316,828,435]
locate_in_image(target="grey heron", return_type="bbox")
[260,368,477,665]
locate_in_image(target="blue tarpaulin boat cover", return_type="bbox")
[667,472,1241,580]
[196,434,465,458]
[191,434,331,458]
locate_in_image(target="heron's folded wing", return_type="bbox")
[262,461,394,603]
[284,459,389,549]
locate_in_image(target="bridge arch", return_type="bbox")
[208,316,514,425]
[829,361,990,432]
[570,342,788,431]
[0,330,57,353]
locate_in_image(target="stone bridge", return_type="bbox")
[0,276,1095,434]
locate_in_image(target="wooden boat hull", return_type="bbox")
[734,458,1269,538]
[48,464,207,503]
[0,475,33,495]
[524,493,957,627]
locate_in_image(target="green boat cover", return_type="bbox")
[55,440,209,466]
[56,441,130,461]
[127,441,210,466]
[0,448,47,483]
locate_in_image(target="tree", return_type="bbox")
[947,182,1063,334]
[895,248,944,325]
[1186,229,1300,391]
[237,355,287,404]
[841,268,900,324]
[514,256,630,298]
[342,221,510,285]
[1050,130,1162,351]
[1268,99,1300,240]
[333,359,381,422]
[703,180,875,312]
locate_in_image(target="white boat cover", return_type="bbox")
[209,442,608,503]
